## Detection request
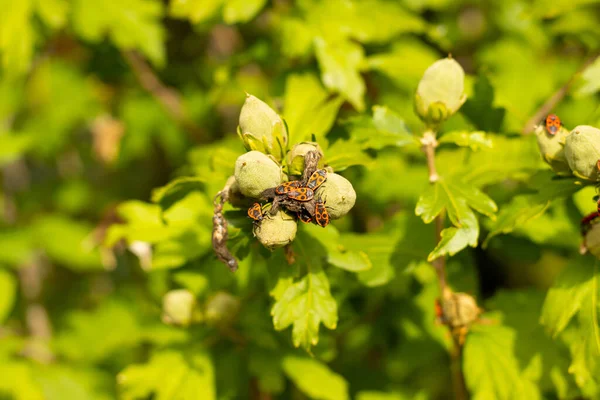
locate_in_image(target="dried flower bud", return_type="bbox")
[535,124,572,176]
[237,94,288,160]
[234,151,282,198]
[564,125,600,181]
[415,58,466,126]
[287,142,325,175]
[253,210,297,250]
[442,292,480,328]
[162,289,196,326]
[315,173,356,219]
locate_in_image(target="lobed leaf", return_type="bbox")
[270,231,338,350]
[119,350,215,400]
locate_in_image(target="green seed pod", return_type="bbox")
[162,289,196,327]
[564,125,600,181]
[315,173,356,220]
[253,210,297,250]
[414,58,466,127]
[234,151,282,198]
[237,94,288,161]
[205,291,240,327]
[287,142,325,175]
[534,124,572,176]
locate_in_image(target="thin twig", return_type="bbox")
[421,129,467,400]
[522,54,599,134]
[122,50,205,138]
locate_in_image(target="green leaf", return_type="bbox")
[416,177,495,259]
[315,37,365,111]
[487,289,573,398]
[339,1,425,43]
[529,0,600,18]
[248,349,284,394]
[341,233,397,287]
[541,257,595,337]
[0,269,16,323]
[119,94,187,164]
[366,38,439,91]
[428,209,478,261]
[461,74,506,132]
[0,228,34,266]
[574,56,600,97]
[32,215,104,271]
[438,131,492,151]
[455,135,544,187]
[346,106,417,150]
[567,272,600,391]
[484,196,549,247]
[223,0,267,24]
[119,350,215,400]
[33,364,114,400]
[416,177,497,224]
[284,73,344,144]
[0,361,44,400]
[72,0,165,66]
[282,356,348,400]
[151,177,205,211]
[172,271,209,295]
[270,231,338,350]
[356,392,403,400]
[303,224,371,272]
[0,0,36,76]
[55,300,143,363]
[325,139,373,171]
[484,173,583,246]
[169,0,222,23]
[34,0,69,29]
[464,324,537,400]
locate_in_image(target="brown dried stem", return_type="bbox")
[522,53,599,134]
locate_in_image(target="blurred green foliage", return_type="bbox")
[1,0,600,399]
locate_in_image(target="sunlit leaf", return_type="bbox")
[284,73,344,144]
[438,131,492,151]
[270,231,338,350]
[345,105,417,150]
[282,356,348,400]
[464,324,538,400]
[315,37,365,111]
[72,0,165,66]
[119,350,215,400]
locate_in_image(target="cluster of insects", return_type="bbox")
[247,167,331,228]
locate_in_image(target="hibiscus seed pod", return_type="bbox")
[414,58,466,127]
[234,151,282,198]
[565,125,600,181]
[315,173,356,220]
[253,209,297,250]
[534,124,572,176]
[237,94,288,161]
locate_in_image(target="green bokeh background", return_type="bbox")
[1,0,600,399]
